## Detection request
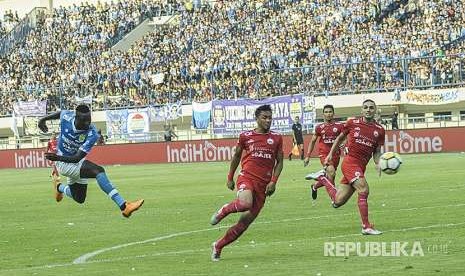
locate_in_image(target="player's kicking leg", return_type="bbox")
[211,187,262,261]
[212,208,258,261]
[79,160,144,218]
[352,178,381,235]
[305,168,355,207]
[306,165,336,200]
[210,189,253,225]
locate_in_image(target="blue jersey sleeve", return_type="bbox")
[79,126,99,153]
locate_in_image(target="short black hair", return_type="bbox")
[362,99,376,106]
[255,104,272,118]
[76,104,90,114]
[323,104,334,112]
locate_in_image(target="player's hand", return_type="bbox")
[38,119,48,133]
[45,152,60,161]
[265,182,276,197]
[324,155,332,166]
[375,163,381,177]
[226,180,235,191]
[303,157,310,167]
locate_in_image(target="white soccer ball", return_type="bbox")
[379,152,402,175]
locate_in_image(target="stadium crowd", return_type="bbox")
[0,0,465,115]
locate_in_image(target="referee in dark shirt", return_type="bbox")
[289,116,304,160]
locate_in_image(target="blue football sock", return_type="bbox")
[96,172,126,209]
[58,184,73,198]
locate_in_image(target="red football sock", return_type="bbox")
[216,221,250,251]
[358,192,370,228]
[217,199,250,221]
[318,175,337,201]
[313,180,323,190]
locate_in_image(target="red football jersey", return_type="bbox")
[343,117,385,166]
[237,130,283,184]
[47,138,58,153]
[314,121,344,157]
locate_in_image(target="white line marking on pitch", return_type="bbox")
[4,220,464,273]
[1,202,464,272]
[72,202,465,264]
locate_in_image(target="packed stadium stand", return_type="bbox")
[1,0,465,116]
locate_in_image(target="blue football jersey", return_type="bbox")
[57,110,99,156]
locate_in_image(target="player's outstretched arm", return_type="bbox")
[227,146,243,190]
[325,132,346,165]
[373,145,382,176]
[38,111,61,133]
[45,150,87,164]
[266,151,283,196]
[304,134,318,167]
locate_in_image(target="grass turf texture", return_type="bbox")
[0,153,464,275]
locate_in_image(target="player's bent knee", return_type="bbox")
[95,165,105,174]
[73,195,86,204]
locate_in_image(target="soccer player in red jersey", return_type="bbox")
[210,104,284,261]
[306,99,385,235]
[47,132,60,179]
[303,105,344,200]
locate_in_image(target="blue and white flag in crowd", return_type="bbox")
[192,101,212,129]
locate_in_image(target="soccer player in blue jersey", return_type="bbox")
[38,104,144,218]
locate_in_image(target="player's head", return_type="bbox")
[294,116,300,123]
[322,104,334,122]
[361,99,377,121]
[75,104,91,130]
[255,104,272,132]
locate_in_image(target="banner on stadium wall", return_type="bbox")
[212,94,303,134]
[127,108,150,141]
[302,95,316,130]
[105,109,128,138]
[149,102,183,122]
[192,101,212,129]
[13,100,47,116]
[402,88,465,105]
[2,127,465,169]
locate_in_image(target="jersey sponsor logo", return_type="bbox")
[251,151,273,159]
[323,139,335,144]
[373,130,379,137]
[355,138,373,147]
[333,127,339,133]
[267,138,274,145]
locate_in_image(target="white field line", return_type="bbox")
[1,203,464,273]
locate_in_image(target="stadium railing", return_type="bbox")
[1,53,465,116]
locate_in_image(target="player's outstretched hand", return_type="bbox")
[265,182,276,197]
[303,157,310,167]
[226,180,235,191]
[45,152,60,161]
[38,119,48,133]
[324,155,332,166]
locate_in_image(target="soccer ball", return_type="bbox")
[379,152,402,175]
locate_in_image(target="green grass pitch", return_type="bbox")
[1,153,465,275]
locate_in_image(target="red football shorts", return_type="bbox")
[236,175,267,216]
[340,156,367,185]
